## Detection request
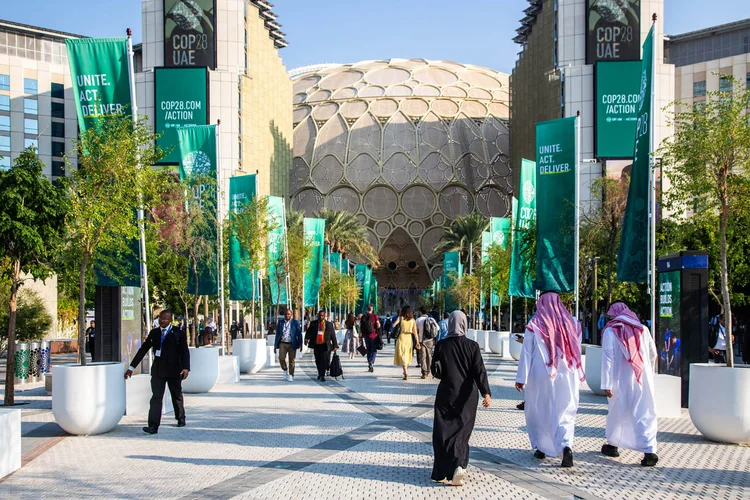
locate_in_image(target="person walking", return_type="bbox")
[393,306,420,380]
[343,312,359,359]
[600,302,659,466]
[416,307,439,379]
[125,310,189,434]
[361,304,381,372]
[431,310,491,486]
[305,309,338,382]
[436,312,449,342]
[274,308,303,382]
[85,320,96,361]
[515,292,583,468]
[709,315,729,364]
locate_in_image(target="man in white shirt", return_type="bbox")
[416,306,437,379]
[710,316,728,364]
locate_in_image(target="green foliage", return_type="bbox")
[434,214,489,267]
[319,262,360,308]
[659,74,750,367]
[286,208,313,314]
[0,288,52,342]
[229,194,276,275]
[314,208,378,266]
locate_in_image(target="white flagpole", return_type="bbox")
[215,121,226,354]
[574,110,581,320]
[649,14,658,334]
[126,29,152,348]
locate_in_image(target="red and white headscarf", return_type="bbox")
[604,302,645,385]
[527,292,585,381]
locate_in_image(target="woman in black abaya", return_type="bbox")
[431,310,491,486]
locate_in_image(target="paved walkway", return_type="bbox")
[1,344,748,499]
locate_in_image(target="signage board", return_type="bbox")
[586,0,641,64]
[155,67,208,164]
[595,60,641,158]
[164,0,216,69]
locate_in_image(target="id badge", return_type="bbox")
[155,350,161,357]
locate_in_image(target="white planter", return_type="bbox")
[509,334,523,361]
[181,347,219,393]
[476,330,488,352]
[52,362,125,435]
[488,331,503,355]
[689,363,750,444]
[466,330,477,342]
[233,339,266,373]
[0,409,21,478]
[584,345,606,396]
[654,374,682,418]
[501,332,512,360]
[266,334,276,347]
[265,346,277,368]
[125,374,173,416]
[217,355,240,384]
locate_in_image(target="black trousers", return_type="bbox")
[313,347,330,378]
[149,374,186,429]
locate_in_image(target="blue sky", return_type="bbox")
[3,0,750,74]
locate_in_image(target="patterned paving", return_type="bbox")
[1,345,748,499]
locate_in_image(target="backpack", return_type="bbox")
[423,317,438,340]
[329,353,344,379]
[360,313,374,337]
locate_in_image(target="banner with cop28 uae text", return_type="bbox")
[66,38,131,136]
[535,117,577,293]
[178,124,218,295]
[229,174,258,301]
[303,218,325,308]
[509,158,537,298]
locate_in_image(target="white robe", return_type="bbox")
[601,325,658,454]
[515,326,581,457]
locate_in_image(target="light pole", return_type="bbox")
[589,256,600,344]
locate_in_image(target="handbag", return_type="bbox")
[376,334,384,350]
[357,343,368,356]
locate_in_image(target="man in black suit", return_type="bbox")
[304,309,338,382]
[125,310,190,434]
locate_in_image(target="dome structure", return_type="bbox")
[290,59,511,291]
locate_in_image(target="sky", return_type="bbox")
[2,0,750,74]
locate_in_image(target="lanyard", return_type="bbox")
[159,326,171,350]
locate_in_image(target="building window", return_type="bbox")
[719,76,732,93]
[52,160,65,176]
[24,118,38,135]
[24,138,38,150]
[51,141,65,158]
[0,115,9,132]
[0,95,9,111]
[0,135,11,150]
[51,121,64,138]
[51,101,64,119]
[746,72,750,90]
[693,80,706,97]
[51,82,64,99]
[0,74,9,91]
[0,155,10,170]
[24,78,38,95]
[24,98,38,115]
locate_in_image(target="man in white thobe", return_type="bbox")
[515,292,584,468]
[600,302,659,466]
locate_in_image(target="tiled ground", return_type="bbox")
[1,344,748,499]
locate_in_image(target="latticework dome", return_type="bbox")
[290,59,511,291]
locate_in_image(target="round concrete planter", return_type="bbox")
[488,331,503,355]
[182,347,219,393]
[689,363,750,444]
[466,330,477,342]
[265,346,277,368]
[52,362,125,435]
[509,334,523,361]
[583,345,606,395]
[233,338,267,373]
[476,330,488,352]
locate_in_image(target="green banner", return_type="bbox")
[355,264,372,313]
[267,196,288,305]
[595,61,642,158]
[66,38,131,136]
[372,277,379,314]
[536,117,577,293]
[657,270,681,376]
[443,251,461,311]
[510,158,537,298]
[155,67,208,164]
[490,217,511,250]
[303,218,325,307]
[229,174,258,301]
[178,124,218,295]
[342,258,349,276]
[480,231,491,307]
[617,25,654,283]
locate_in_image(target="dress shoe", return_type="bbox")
[561,446,574,468]
[533,450,546,459]
[641,453,658,466]
[516,401,525,411]
[177,418,186,427]
[320,376,326,382]
[601,444,620,457]
[142,426,158,434]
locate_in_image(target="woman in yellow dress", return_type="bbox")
[393,306,420,380]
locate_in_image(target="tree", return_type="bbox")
[64,114,166,364]
[660,74,750,367]
[0,147,68,405]
[0,288,52,342]
[286,209,313,319]
[434,214,489,267]
[314,208,378,266]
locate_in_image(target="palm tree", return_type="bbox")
[434,214,489,268]
[314,208,379,266]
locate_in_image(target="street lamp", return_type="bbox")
[589,256,600,344]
